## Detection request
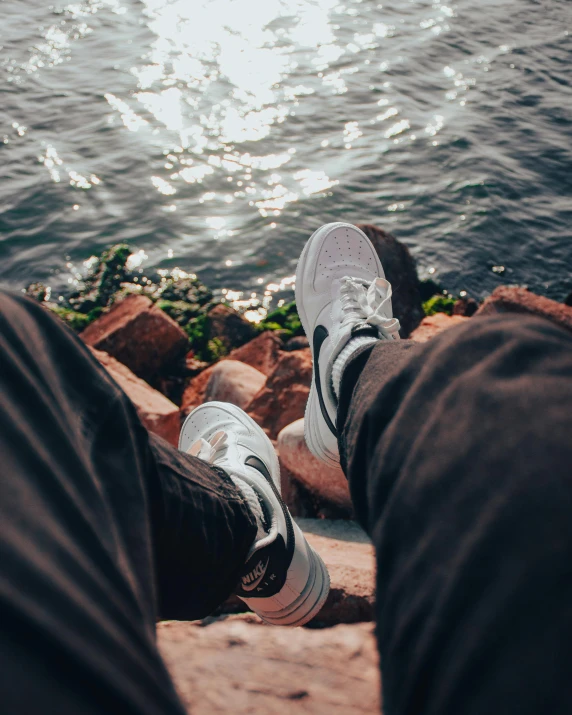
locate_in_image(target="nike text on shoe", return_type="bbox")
[295,222,401,467]
[179,402,330,626]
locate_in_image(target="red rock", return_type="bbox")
[283,335,310,351]
[274,443,317,519]
[246,349,312,439]
[221,519,375,626]
[80,295,188,379]
[410,313,469,343]
[357,223,424,337]
[157,618,379,714]
[180,365,216,416]
[90,347,180,445]
[278,419,352,514]
[206,304,257,352]
[204,361,267,411]
[180,333,283,416]
[227,331,282,376]
[453,297,479,317]
[476,286,572,333]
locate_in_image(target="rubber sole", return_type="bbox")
[254,542,331,627]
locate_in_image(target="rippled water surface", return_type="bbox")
[1,0,571,316]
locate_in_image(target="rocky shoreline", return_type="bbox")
[24,221,572,534]
[24,224,572,712]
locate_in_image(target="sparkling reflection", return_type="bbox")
[6,0,500,319]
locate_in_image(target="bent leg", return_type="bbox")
[0,292,256,714]
[338,314,572,715]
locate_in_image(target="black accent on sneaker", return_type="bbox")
[244,454,296,584]
[312,325,337,437]
[244,455,295,574]
[235,533,289,598]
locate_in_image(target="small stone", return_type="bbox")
[277,419,352,514]
[247,349,312,439]
[80,295,189,379]
[184,355,211,377]
[410,313,469,343]
[90,347,180,445]
[205,361,267,411]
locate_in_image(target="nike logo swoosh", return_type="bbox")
[312,325,337,437]
[241,557,270,591]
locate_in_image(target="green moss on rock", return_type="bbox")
[68,244,132,313]
[156,299,201,327]
[159,277,213,306]
[422,294,457,316]
[258,302,303,340]
[46,305,93,331]
[184,314,211,361]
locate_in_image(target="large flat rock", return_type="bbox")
[221,519,375,625]
[300,519,375,625]
[157,616,380,714]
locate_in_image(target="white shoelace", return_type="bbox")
[339,276,401,339]
[187,429,229,463]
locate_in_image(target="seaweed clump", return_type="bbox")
[257,301,304,340]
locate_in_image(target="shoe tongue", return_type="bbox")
[187,437,215,460]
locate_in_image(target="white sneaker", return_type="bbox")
[179,401,330,626]
[295,222,400,467]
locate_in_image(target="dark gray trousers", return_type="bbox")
[2,290,572,714]
[0,291,256,714]
[339,314,572,714]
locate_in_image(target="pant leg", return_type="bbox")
[0,291,256,714]
[337,314,572,715]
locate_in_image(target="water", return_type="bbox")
[1,0,571,318]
